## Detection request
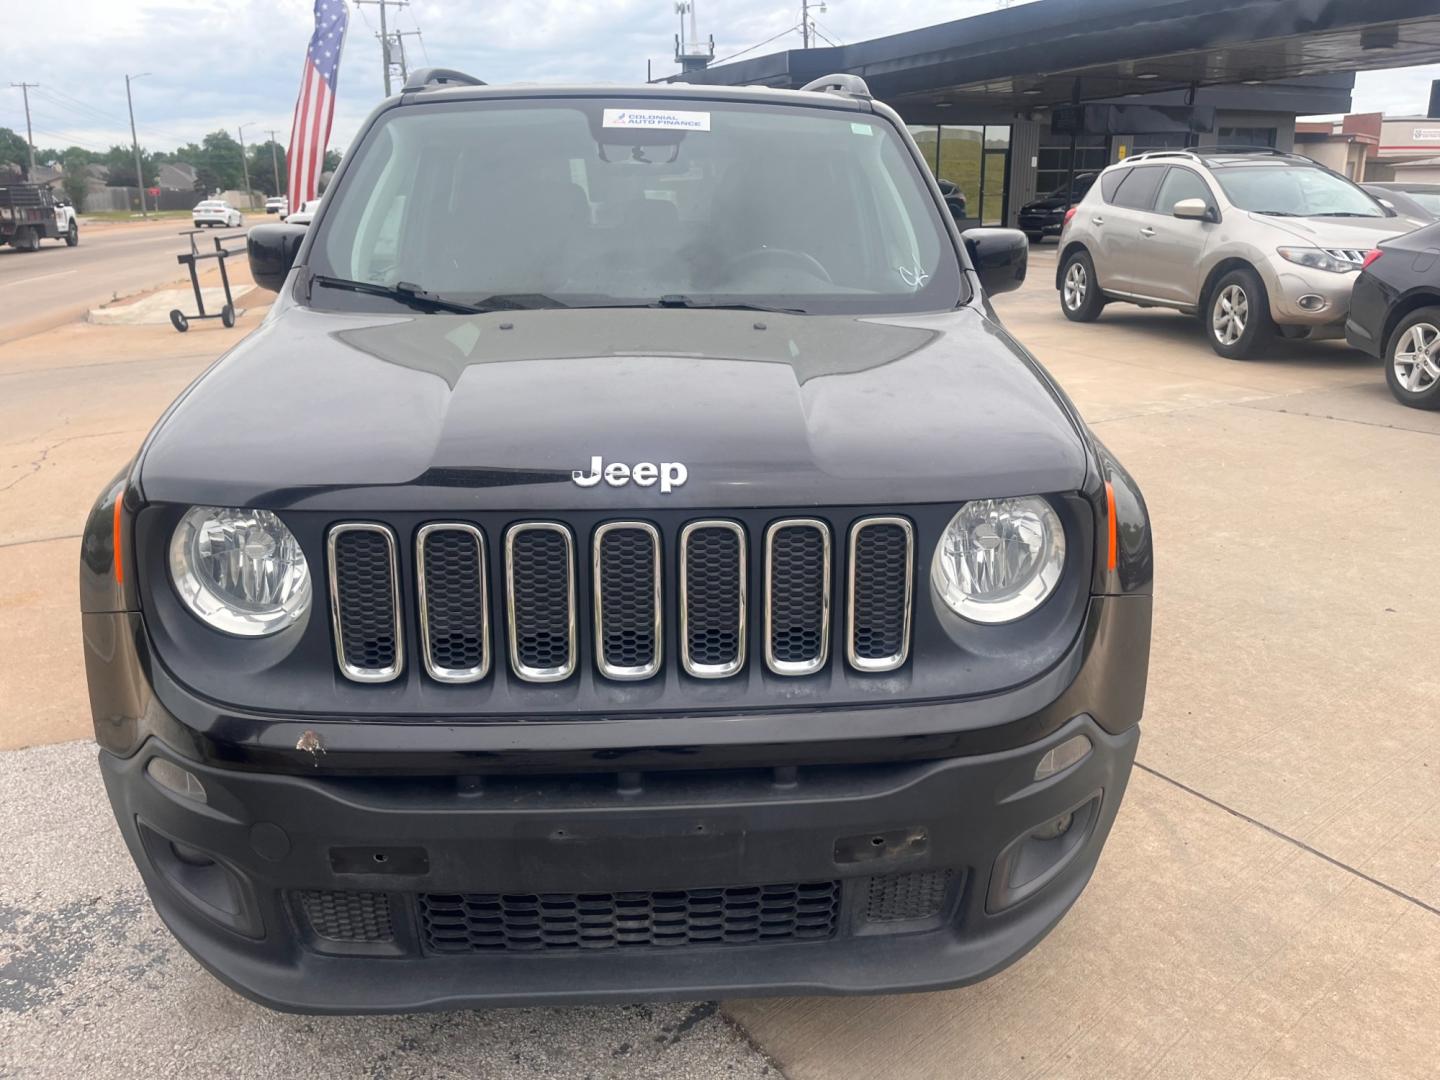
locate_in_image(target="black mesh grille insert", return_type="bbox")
[596,526,659,676]
[682,524,744,674]
[850,521,912,666]
[298,889,395,942]
[865,870,954,922]
[331,528,399,675]
[767,523,829,670]
[420,527,487,678]
[507,526,574,677]
[419,881,840,953]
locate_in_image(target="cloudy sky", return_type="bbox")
[4,0,1440,156]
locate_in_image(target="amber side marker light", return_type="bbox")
[1104,481,1118,573]
[113,495,124,585]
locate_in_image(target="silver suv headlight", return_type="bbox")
[169,506,311,636]
[931,497,1066,624]
[1276,246,1360,274]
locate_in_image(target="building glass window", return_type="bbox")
[1218,126,1277,148]
[906,123,1011,226]
[1036,135,1108,200]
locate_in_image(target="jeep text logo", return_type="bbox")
[572,456,688,493]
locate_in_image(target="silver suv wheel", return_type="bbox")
[1212,283,1248,346]
[1393,323,1440,394]
[1063,262,1087,311]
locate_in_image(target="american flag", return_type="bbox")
[286,0,349,209]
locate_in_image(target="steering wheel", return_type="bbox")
[723,246,833,284]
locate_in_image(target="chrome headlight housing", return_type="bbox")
[931,497,1066,624]
[169,506,311,636]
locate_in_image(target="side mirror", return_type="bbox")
[1173,198,1214,221]
[963,227,1028,296]
[247,224,307,292]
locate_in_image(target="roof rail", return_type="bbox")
[800,73,871,99]
[1123,149,1204,163]
[402,67,486,92]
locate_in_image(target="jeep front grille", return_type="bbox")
[505,523,577,682]
[679,520,747,678]
[327,523,403,682]
[764,519,831,675]
[417,523,489,683]
[326,513,915,685]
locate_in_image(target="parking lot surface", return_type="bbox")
[2,245,1438,1077]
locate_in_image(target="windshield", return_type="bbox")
[310,97,963,315]
[1214,166,1384,218]
[1398,189,1440,213]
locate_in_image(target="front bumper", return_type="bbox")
[1263,257,1360,328]
[101,714,1136,1013]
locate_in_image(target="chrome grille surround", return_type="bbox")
[678,520,748,679]
[846,516,915,673]
[415,522,490,683]
[763,518,832,676]
[592,521,663,681]
[504,522,578,683]
[327,522,404,683]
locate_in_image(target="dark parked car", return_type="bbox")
[937,177,968,221]
[1019,174,1096,243]
[1346,218,1440,408]
[1363,181,1440,225]
[82,71,1151,1014]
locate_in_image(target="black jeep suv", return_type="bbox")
[80,71,1152,1013]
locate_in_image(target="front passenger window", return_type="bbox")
[1156,168,1213,215]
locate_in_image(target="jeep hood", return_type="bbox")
[138,305,1090,511]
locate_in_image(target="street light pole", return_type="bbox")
[267,128,281,201]
[124,73,150,218]
[237,123,255,211]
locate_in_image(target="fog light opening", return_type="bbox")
[1034,734,1092,781]
[1297,294,1327,312]
[146,757,207,803]
[1030,812,1074,841]
[170,841,216,867]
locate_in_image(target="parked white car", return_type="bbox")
[284,198,323,226]
[192,200,243,228]
[264,196,288,215]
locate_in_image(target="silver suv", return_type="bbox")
[1056,148,1412,359]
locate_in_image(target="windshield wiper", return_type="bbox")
[650,295,807,314]
[1314,212,1381,218]
[310,274,489,314]
[1253,210,1302,217]
[470,293,569,311]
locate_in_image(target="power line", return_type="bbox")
[711,23,802,67]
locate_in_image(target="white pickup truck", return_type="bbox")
[0,184,78,250]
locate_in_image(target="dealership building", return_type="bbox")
[670,0,1440,228]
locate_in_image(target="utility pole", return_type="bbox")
[390,30,422,85]
[267,129,281,199]
[800,0,827,49]
[237,123,255,211]
[354,0,408,96]
[124,73,150,218]
[8,83,38,177]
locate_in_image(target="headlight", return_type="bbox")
[931,497,1065,624]
[169,506,311,636]
[1276,246,1359,274]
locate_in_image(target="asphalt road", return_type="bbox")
[0,741,780,1080]
[0,217,256,345]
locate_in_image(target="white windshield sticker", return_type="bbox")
[851,122,874,136]
[603,108,710,131]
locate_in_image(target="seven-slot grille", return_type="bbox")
[418,881,841,953]
[327,515,914,684]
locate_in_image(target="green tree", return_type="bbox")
[0,126,31,177]
[200,130,245,192]
[60,150,91,209]
[103,144,159,188]
[247,140,286,197]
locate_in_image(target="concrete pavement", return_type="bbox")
[2,246,1438,1077]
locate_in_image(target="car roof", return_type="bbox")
[395,80,870,114]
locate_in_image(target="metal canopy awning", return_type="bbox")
[680,0,1440,114]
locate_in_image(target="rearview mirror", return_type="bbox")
[1173,198,1213,221]
[247,224,307,292]
[963,227,1028,296]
